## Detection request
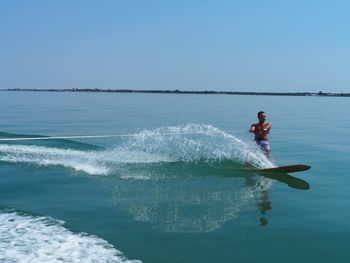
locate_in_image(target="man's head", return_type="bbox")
[257,111,266,123]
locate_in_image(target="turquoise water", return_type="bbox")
[0,91,349,262]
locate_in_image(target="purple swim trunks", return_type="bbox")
[255,139,271,153]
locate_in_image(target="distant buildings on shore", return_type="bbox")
[5,88,350,97]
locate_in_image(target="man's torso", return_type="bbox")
[253,122,270,141]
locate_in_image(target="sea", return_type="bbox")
[0,91,349,263]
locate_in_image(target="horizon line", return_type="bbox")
[3,88,350,97]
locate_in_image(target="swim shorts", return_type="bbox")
[255,139,271,153]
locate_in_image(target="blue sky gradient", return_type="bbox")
[1,0,349,92]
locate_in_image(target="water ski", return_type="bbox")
[258,164,311,174]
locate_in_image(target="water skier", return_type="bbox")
[249,111,272,160]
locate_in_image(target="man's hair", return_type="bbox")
[257,111,265,117]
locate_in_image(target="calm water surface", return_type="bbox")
[0,91,349,262]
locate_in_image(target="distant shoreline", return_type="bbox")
[4,88,350,97]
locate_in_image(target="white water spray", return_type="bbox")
[0,124,274,175]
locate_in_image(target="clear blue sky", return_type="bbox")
[1,0,349,92]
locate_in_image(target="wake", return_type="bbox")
[0,124,274,175]
[0,210,141,263]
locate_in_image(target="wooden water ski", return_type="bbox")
[258,164,311,174]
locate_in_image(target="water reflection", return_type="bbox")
[259,172,310,190]
[245,171,310,226]
[107,162,309,232]
[245,175,272,226]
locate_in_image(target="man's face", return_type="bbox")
[258,113,266,123]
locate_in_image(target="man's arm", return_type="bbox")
[249,124,256,133]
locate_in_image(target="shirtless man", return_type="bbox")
[249,111,272,159]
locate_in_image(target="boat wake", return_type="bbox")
[0,209,141,263]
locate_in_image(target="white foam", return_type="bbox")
[0,144,110,175]
[0,211,141,263]
[0,145,174,176]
